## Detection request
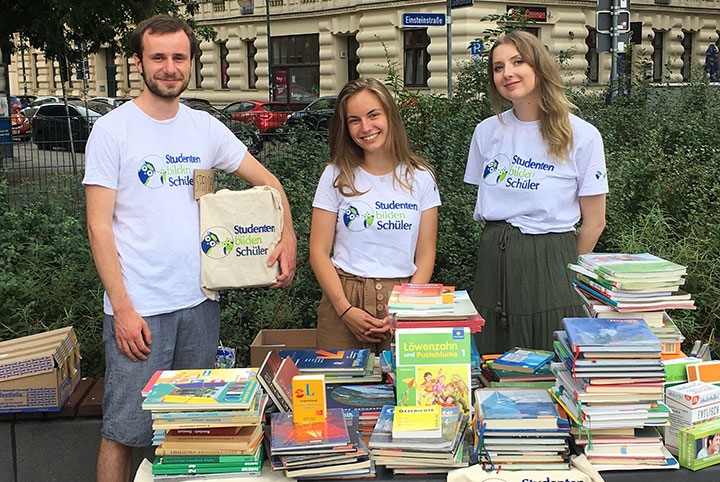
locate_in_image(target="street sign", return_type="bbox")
[451,0,474,8]
[402,13,446,27]
[470,41,483,56]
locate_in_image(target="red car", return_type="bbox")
[222,100,291,134]
[11,105,32,141]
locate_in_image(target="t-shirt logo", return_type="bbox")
[595,170,607,180]
[201,227,234,259]
[482,154,509,186]
[342,201,374,231]
[138,158,167,188]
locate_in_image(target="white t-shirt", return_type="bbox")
[464,110,609,234]
[83,101,247,316]
[312,164,441,278]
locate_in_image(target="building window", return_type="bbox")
[404,29,430,88]
[681,31,693,82]
[652,30,664,82]
[271,34,320,104]
[219,41,229,89]
[212,0,225,12]
[33,53,39,88]
[247,41,257,89]
[347,36,359,81]
[194,49,203,89]
[585,27,599,83]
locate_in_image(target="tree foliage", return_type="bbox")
[1,0,214,64]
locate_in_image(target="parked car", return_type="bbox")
[90,97,132,107]
[10,95,37,110]
[31,102,102,152]
[285,96,337,131]
[181,98,263,154]
[222,100,291,134]
[11,106,32,141]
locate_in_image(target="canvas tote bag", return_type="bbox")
[199,186,284,298]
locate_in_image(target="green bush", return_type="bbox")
[2,70,719,374]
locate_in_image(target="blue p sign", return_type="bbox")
[470,41,483,56]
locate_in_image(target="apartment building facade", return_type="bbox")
[8,0,720,106]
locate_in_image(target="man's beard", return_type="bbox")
[140,67,190,100]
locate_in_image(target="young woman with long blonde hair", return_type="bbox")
[310,78,440,352]
[464,30,608,353]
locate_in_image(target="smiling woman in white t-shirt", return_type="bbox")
[310,78,441,353]
[464,30,609,353]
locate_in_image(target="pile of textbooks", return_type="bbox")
[387,283,484,333]
[267,408,375,479]
[552,317,678,470]
[142,368,266,480]
[569,253,693,358]
[474,388,571,470]
[477,348,556,390]
[326,383,396,441]
[278,348,381,385]
[368,405,469,475]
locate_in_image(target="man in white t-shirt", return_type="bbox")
[83,15,296,482]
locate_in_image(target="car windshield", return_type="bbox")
[309,98,335,111]
[262,103,291,112]
[86,101,116,115]
[68,104,102,117]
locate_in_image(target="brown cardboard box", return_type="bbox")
[0,326,81,413]
[250,329,317,367]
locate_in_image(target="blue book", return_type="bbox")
[278,349,370,375]
[562,317,661,353]
[491,347,554,374]
[475,388,566,431]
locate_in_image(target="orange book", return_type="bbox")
[292,374,326,424]
[687,361,720,383]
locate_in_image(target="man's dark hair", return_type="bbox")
[130,14,200,60]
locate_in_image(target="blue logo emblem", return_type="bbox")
[452,329,465,339]
[482,155,509,186]
[595,170,607,180]
[342,201,375,232]
[138,156,167,188]
[201,227,234,259]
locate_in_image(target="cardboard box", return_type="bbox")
[666,381,720,427]
[679,417,720,470]
[250,329,317,367]
[0,326,81,413]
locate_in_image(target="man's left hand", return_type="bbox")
[268,231,297,289]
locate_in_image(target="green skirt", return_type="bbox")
[471,221,583,354]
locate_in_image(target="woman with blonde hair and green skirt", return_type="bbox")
[464,30,608,353]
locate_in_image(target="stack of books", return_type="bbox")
[267,408,375,479]
[368,405,469,475]
[569,253,693,359]
[278,348,381,385]
[552,317,678,470]
[473,388,571,470]
[387,283,484,333]
[141,368,266,480]
[477,349,556,390]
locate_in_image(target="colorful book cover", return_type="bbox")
[395,327,471,412]
[272,355,301,409]
[578,253,687,278]
[292,374,327,424]
[278,349,369,374]
[562,317,661,351]
[142,370,259,411]
[270,408,350,454]
[325,383,395,412]
[491,347,554,374]
[368,405,463,452]
[256,350,291,412]
[475,388,564,430]
[141,368,256,397]
[392,405,442,438]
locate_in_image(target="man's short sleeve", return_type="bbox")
[83,123,121,189]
